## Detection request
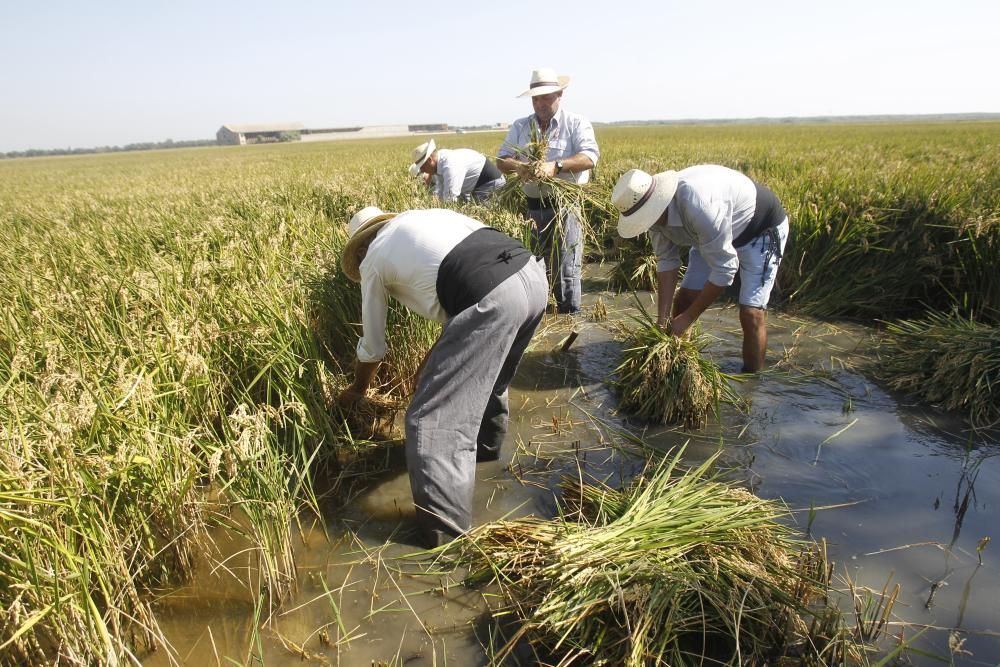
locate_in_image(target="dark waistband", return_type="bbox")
[474,159,502,188]
[733,182,787,249]
[436,228,532,316]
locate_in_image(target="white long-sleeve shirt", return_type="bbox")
[356,209,485,362]
[498,107,600,198]
[648,165,758,287]
[434,148,487,202]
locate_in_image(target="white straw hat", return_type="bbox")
[613,169,679,238]
[517,67,570,98]
[342,206,397,282]
[411,139,436,170]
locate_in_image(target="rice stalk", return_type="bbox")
[442,447,880,666]
[873,310,1000,428]
[612,317,743,428]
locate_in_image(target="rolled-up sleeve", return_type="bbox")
[572,116,600,166]
[356,267,389,362]
[680,196,738,287]
[649,226,682,273]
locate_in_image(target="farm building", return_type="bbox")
[216,123,305,145]
[408,123,449,133]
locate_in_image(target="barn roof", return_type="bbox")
[220,123,305,133]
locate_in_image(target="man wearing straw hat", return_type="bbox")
[410,140,505,203]
[496,67,600,314]
[338,206,548,547]
[611,165,789,372]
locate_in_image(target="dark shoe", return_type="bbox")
[476,447,500,463]
[422,528,459,549]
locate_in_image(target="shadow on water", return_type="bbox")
[148,281,1000,666]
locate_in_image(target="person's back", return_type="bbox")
[362,208,486,321]
[674,165,756,225]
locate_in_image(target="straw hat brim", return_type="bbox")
[341,213,397,282]
[517,75,571,98]
[413,140,435,170]
[617,171,679,239]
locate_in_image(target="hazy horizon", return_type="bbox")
[2,0,998,153]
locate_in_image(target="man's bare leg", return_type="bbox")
[673,287,699,318]
[739,305,768,372]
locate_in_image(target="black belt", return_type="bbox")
[526,196,556,211]
[474,159,502,188]
[732,182,787,248]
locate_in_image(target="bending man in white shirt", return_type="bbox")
[611,165,790,372]
[411,139,505,203]
[338,206,547,547]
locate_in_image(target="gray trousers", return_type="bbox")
[405,259,548,538]
[528,206,582,313]
[470,176,506,203]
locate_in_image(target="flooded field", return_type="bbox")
[148,269,1000,666]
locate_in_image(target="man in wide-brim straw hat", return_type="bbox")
[410,139,505,203]
[612,165,790,372]
[496,67,600,314]
[338,205,548,547]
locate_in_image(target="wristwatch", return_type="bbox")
[555,160,564,174]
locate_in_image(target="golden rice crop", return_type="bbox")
[874,310,1000,428]
[613,318,741,427]
[442,448,884,666]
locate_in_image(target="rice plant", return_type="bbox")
[612,316,742,428]
[874,310,1000,428]
[442,448,886,666]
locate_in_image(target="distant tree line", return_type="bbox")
[0,137,218,160]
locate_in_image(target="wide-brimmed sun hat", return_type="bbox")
[613,169,679,238]
[342,206,397,282]
[411,139,436,170]
[517,67,570,98]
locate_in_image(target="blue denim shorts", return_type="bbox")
[680,218,789,309]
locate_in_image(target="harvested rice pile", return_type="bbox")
[875,311,1000,428]
[444,449,871,666]
[329,377,405,441]
[613,319,739,427]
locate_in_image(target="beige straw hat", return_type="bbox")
[411,139,436,170]
[517,67,570,98]
[613,169,679,238]
[341,206,397,282]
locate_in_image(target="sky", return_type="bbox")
[1,0,998,152]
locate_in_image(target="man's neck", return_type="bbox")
[535,110,558,132]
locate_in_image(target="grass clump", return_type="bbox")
[874,311,1000,428]
[443,448,884,666]
[613,318,741,428]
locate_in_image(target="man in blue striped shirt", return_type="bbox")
[497,67,600,314]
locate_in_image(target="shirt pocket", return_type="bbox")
[546,137,569,158]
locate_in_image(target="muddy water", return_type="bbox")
[148,272,999,666]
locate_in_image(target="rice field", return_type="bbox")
[1,121,998,664]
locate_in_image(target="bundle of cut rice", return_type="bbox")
[443,449,876,666]
[613,319,740,428]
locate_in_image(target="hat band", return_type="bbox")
[622,180,657,217]
[530,80,559,88]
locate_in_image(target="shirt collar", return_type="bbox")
[532,106,564,131]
